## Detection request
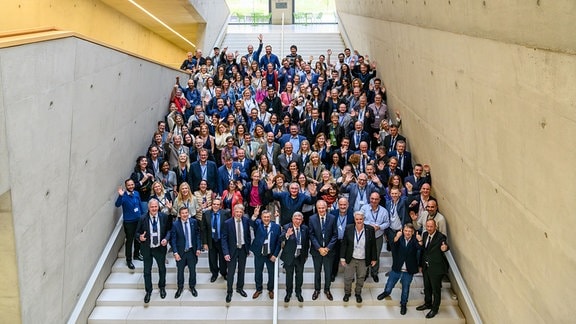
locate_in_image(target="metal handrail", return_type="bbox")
[272,214,281,324]
[445,251,483,323]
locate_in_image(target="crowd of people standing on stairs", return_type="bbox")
[114,34,450,318]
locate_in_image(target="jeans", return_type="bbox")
[384,269,414,306]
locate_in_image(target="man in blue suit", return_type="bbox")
[340,172,385,215]
[279,124,306,153]
[387,140,413,178]
[217,155,245,195]
[377,223,422,315]
[171,206,202,299]
[329,197,354,281]
[309,200,338,301]
[190,148,218,191]
[250,208,282,299]
[222,204,252,303]
[135,199,172,303]
[280,212,309,303]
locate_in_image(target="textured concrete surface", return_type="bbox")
[336,1,576,323]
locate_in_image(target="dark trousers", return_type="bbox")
[208,238,227,277]
[312,253,334,291]
[226,247,247,293]
[331,239,343,278]
[370,235,384,276]
[284,256,306,295]
[123,221,140,261]
[142,246,167,293]
[176,250,198,289]
[254,254,275,292]
[423,267,443,311]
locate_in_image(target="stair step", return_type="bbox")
[89,305,465,323]
[96,287,458,306]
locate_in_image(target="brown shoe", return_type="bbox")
[268,291,274,299]
[252,290,262,299]
[325,290,333,301]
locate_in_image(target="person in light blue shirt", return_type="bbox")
[360,191,389,283]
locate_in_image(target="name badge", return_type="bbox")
[264,240,269,245]
[212,228,216,233]
[134,207,139,213]
[338,225,343,231]
[297,244,302,250]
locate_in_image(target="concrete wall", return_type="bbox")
[0,37,183,324]
[336,1,576,323]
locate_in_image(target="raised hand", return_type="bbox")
[140,231,147,242]
[118,186,125,196]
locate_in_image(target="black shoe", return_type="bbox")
[222,274,227,281]
[384,271,390,277]
[324,290,333,301]
[175,288,183,298]
[331,276,336,282]
[426,310,438,318]
[236,289,247,297]
[355,294,362,303]
[160,287,166,299]
[312,290,320,300]
[343,294,350,302]
[377,291,390,300]
[296,294,304,302]
[226,293,232,303]
[284,294,291,302]
[372,274,379,283]
[416,304,432,311]
[400,305,407,315]
[210,275,218,283]
[126,261,135,270]
[134,254,143,261]
[190,287,198,297]
[144,292,151,303]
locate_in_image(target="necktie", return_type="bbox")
[152,217,158,245]
[184,221,190,250]
[212,213,219,240]
[236,220,243,248]
[426,235,432,248]
[356,132,360,145]
[295,228,301,257]
[262,225,269,255]
[313,120,317,133]
[320,217,326,246]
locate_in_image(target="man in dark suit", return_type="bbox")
[235,149,253,181]
[280,212,309,303]
[256,132,282,167]
[387,140,413,178]
[383,124,407,153]
[340,211,377,303]
[201,198,230,282]
[377,223,422,315]
[348,121,371,151]
[171,206,202,298]
[416,219,449,318]
[329,197,354,281]
[404,163,432,196]
[222,204,252,303]
[135,199,172,303]
[277,142,303,179]
[302,108,325,143]
[309,200,338,301]
[250,208,282,299]
[190,148,218,191]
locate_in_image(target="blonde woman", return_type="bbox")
[173,182,199,220]
[193,179,214,221]
[304,152,326,184]
[151,180,174,217]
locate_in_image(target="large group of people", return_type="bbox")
[114,34,450,318]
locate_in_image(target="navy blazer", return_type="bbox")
[217,164,244,195]
[170,218,202,255]
[329,209,355,231]
[387,150,413,176]
[391,234,421,274]
[340,182,385,214]
[383,134,407,152]
[385,197,410,226]
[190,160,218,191]
[404,173,432,195]
[249,219,282,257]
[222,216,251,257]
[348,130,371,151]
[135,212,172,248]
[280,223,310,265]
[308,214,338,256]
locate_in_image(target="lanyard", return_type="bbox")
[355,229,364,245]
[339,215,347,227]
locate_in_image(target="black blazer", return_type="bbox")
[170,218,202,255]
[340,224,377,266]
[136,212,172,249]
[420,231,449,275]
[221,216,251,257]
[383,134,407,152]
[190,160,218,191]
[280,223,310,265]
[201,209,231,247]
[308,214,338,257]
[302,118,326,143]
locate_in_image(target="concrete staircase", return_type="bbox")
[220,24,346,64]
[88,245,465,323]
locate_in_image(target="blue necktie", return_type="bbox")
[184,221,190,250]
